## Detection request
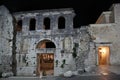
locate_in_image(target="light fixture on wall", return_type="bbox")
[99,47,106,54]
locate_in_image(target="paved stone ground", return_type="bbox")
[1,75,120,80]
[1,65,120,80]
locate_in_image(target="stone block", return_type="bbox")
[63,71,73,77]
[77,68,85,74]
[2,72,13,78]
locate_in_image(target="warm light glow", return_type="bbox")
[99,48,106,54]
[98,46,109,65]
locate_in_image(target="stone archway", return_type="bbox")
[36,39,56,76]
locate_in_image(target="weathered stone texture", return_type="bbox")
[84,42,96,66]
[75,27,90,69]
[1,3,120,77]
[0,5,14,73]
[113,4,120,23]
[13,8,78,76]
[88,24,116,43]
[96,12,113,24]
[88,4,120,65]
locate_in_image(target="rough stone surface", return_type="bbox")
[0,5,14,73]
[2,72,13,78]
[63,71,73,77]
[0,3,120,77]
[77,69,85,74]
[13,8,89,76]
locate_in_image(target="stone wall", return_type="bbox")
[88,23,120,65]
[15,28,91,76]
[87,3,120,66]
[13,8,78,76]
[1,3,120,77]
[13,8,91,76]
[0,6,14,73]
[112,4,120,24]
[96,12,112,24]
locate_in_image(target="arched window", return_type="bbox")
[58,16,65,29]
[29,18,36,31]
[43,17,50,30]
[16,20,22,31]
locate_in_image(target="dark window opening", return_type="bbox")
[44,17,50,30]
[46,42,56,48]
[16,20,22,31]
[58,16,65,29]
[29,18,36,31]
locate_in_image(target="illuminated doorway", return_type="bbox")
[36,39,56,76]
[98,46,110,65]
[37,53,54,76]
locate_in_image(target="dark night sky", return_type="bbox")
[0,0,119,27]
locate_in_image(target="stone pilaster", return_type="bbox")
[22,17,30,35]
[36,14,43,30]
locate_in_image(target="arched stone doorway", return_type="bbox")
[36,39,56,76]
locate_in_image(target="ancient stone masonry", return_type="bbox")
[88,3,120,66]
[12,8,92,76]
[0,5,14,74]
[1,3,120,77]
[75,26,91,69]
[13,8,90,76]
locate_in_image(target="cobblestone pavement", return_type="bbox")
[1,65,120,80]
[0,75,120,80]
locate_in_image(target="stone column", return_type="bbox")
[50,15,58,30]
[65,14,75,30]
[36,14,44,30]
[105,14,110,23]
[22,17,30,35]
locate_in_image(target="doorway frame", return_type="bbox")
[98,46,110,65]
[95,43,111,65]
[36,53,54,76]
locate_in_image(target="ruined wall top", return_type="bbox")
[109,3,120,10]
[95,11,112,24]
[95,3,120,24]
[13,8,76,32]
[0,5,11,16]
[13,8,75,19]
[109,3,120,23]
